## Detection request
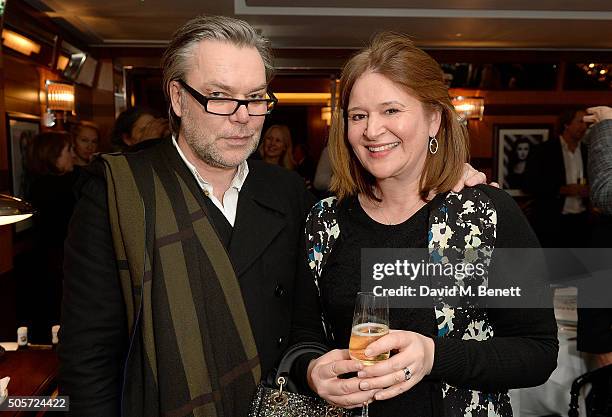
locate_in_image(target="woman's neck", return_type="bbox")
[359,177,426,225]
[263,155,281,165]
[74,157,89,166]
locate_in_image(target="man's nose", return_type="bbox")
[230,103,250,124]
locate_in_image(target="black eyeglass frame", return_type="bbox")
[177,79,277,116]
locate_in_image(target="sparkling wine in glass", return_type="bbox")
[348,292,389,417]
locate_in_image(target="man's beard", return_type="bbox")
[181,105,260,169]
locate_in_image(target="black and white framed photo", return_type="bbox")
[7,113,40,198]
[494,125,552,196]
[6,113,40,232]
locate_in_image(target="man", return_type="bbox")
[59,15,488,417]
[526,109,590,248]
[575,105,612,416]
[585,106,612,216]
[578,105,612,368]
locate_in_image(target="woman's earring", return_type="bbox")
[429,136,439,154]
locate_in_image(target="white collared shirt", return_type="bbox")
[171,136,249,226]
[560,136,586,215]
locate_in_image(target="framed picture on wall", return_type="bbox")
[6,113,40,232]
[494,125,552,196]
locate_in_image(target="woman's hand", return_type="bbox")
[307,349,379,409]
[453,162,498,192]
[355,330,435,401]
[584,106,612,124]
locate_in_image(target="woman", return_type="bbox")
[507,136,531,190]
[258,124,296,170]
[28,131,74,177]
[290,33,558,417]
[24,131,77,342]
[72,123,100,166]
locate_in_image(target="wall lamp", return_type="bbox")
[451,96,485,123]
[0,194,34,226]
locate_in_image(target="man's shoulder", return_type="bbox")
[123,138,170,160]
[246,160,313,212]
[98,139,175,173]
[248,159,305,187]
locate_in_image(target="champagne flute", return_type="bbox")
[348,292,389,417]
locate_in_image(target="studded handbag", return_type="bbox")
[248,342,351,417]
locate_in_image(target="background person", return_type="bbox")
[576,106,612,416]
[23,131,77,342]
[293,142,317,187]
[258,124,296,169]
[526,108,590,248]
[584,105,612,216]
[71,123,99,166]
[110,106,169,151]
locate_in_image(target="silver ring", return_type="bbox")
[404,367,412,381]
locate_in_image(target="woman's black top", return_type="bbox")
[290,186,558,417]
[28,170,78,248]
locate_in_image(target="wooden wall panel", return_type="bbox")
[76,84,93,120]
[307,106,328,161]
[3,55,41,116]
[0,47,13,273]
[91,88,116,152]
[1,52,117,271]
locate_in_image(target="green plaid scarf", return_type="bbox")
[102,151,260,417]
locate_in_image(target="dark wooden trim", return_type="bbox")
[5,0,88,52]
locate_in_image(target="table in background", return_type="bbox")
[0,349,59,417]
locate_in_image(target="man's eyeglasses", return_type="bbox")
[177,79,277,116]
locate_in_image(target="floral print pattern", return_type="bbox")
[305,189,512,417]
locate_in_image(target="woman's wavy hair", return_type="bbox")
[329,32,469,202]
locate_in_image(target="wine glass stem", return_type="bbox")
[361,402,369,417]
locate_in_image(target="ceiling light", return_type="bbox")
[2,29,41,56]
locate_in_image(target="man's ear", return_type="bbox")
[170,81,183,118]
[429,109,442,137]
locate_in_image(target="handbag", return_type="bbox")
[248,342,351,417]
